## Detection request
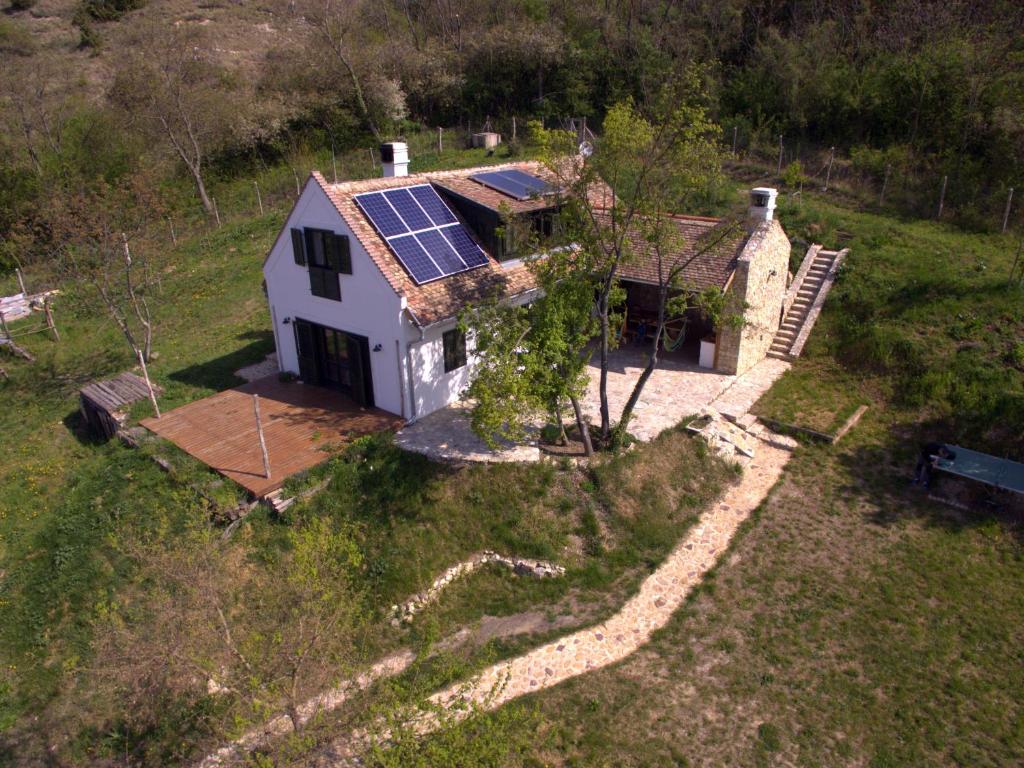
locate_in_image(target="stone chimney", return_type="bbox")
[748,187,778,224]
[380,141,409,177]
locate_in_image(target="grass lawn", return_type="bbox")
[389,188,1024,767]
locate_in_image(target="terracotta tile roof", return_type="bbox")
[615,215,747,291]
[313,163,546,326]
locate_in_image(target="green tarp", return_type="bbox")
[936,446,1024,495]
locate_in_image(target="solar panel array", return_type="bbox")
[469,169,555,200]
[354,184,488,285]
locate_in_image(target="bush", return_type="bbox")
[78,0,144,22]
[8,0,37,10]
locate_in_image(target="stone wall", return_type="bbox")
[715,219,791,375]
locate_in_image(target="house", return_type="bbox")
[262,143,791,422]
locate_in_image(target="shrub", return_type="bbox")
[78,0,144,22]
[8,0,37,10]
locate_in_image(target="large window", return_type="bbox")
[290,227,351,301]
[442,328,467,373]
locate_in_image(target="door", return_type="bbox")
[294,319,317,384]
[293,319,374,408]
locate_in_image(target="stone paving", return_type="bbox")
[234,352,279,383]
[395,400,541,463]
[398,349,791,461]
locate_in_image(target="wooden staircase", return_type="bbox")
[768,245,848,361]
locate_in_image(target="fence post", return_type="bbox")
[0,311,9,339]
[777,134,784,175]
[293,169,301,197]
[44,299,59,342]
[823,146,835,192]
[879,164,891,206]
[937,175,948,219]
[332,141,338,183]
[167,217,177,246]
[213,197,222,228]
[253,394,271,480]
[1003,187,1014,234]
[369,148,376,173]
[254,181,264,216]
[15,268,27,296]
[137,348,160,419]
[732,125,738,157]
[511,116,516,142]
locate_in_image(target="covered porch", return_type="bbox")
[617,279,719,369]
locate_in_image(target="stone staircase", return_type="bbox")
[768,245,848,361]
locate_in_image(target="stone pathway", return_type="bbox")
[316,432,792,764]
[396,400,541,463]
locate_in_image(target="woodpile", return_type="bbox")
[79,372,163,440]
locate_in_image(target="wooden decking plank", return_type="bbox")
[142,377,403,496]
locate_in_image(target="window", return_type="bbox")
[442,328,467,373]
[301,228,351,301]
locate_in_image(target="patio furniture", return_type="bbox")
[934,446,1024,495]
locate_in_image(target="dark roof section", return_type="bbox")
[616,215,748,291]
[432,174,558,215]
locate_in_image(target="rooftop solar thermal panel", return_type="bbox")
[382,188,433,232]
[354,183,489,284]
[499,169,554,195]
[441,225,488,267]
[388,234,443,283]
[409,185,457,225]
[469,171,533,200]
[353,192,408,237]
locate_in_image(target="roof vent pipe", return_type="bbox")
[748,187,777,224]
[380,142,409,178]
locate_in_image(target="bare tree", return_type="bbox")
[88,516,366,759]
[50,179,163,362]
[110,25,242,215]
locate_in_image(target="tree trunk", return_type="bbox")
[553,401,568,445]
[190,164,214,214]
[598,294,611,442]
[569,394,594,457]
[616,286,668,444]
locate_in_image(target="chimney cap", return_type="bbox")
[748,187,778,222]
[380,141,409,177]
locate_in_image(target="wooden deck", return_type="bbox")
[142,377,404,497]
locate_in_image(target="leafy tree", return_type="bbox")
[538,77,725,444]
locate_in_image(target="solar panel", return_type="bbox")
[354,184,488,285]
[469,169,554,200]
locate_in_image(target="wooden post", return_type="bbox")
[44,299,59,341]
[437,126,443,154]
[732,125,738,157]
[293,168,301,197]
[777,134,784,175]
[369,148,376,172]
[213,197,222,228]
[1002,187,1014,234]
[880,164,891,206]
[167,217,177,246]
[0,310,9,339]
[254,181,264,216]
[253,394,271,479]
[824,146,835,191]
[511,117,516,142]
[15,268,27,296]
[137,348,160,419]
[937,175,948,219]
[331,141,338,183]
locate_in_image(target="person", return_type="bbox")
[913,442,956,489]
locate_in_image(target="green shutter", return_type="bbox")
[335,234,352,274]
[291,228,306,265]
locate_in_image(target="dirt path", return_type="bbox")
[316,433,792,764]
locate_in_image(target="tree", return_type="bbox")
[89,515,366,759]
[464,209,598,456]
[109,25,242,215]
[538,76,726,444]
[50,178,163,363]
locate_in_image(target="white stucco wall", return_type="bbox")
[401,316,477,420]
[263,181,406,416]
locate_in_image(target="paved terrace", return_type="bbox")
[397,348,791,461]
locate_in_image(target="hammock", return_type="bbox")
[613,307,628,343]
[661,320,688,352]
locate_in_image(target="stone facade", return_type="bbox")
[715,219,791,375]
